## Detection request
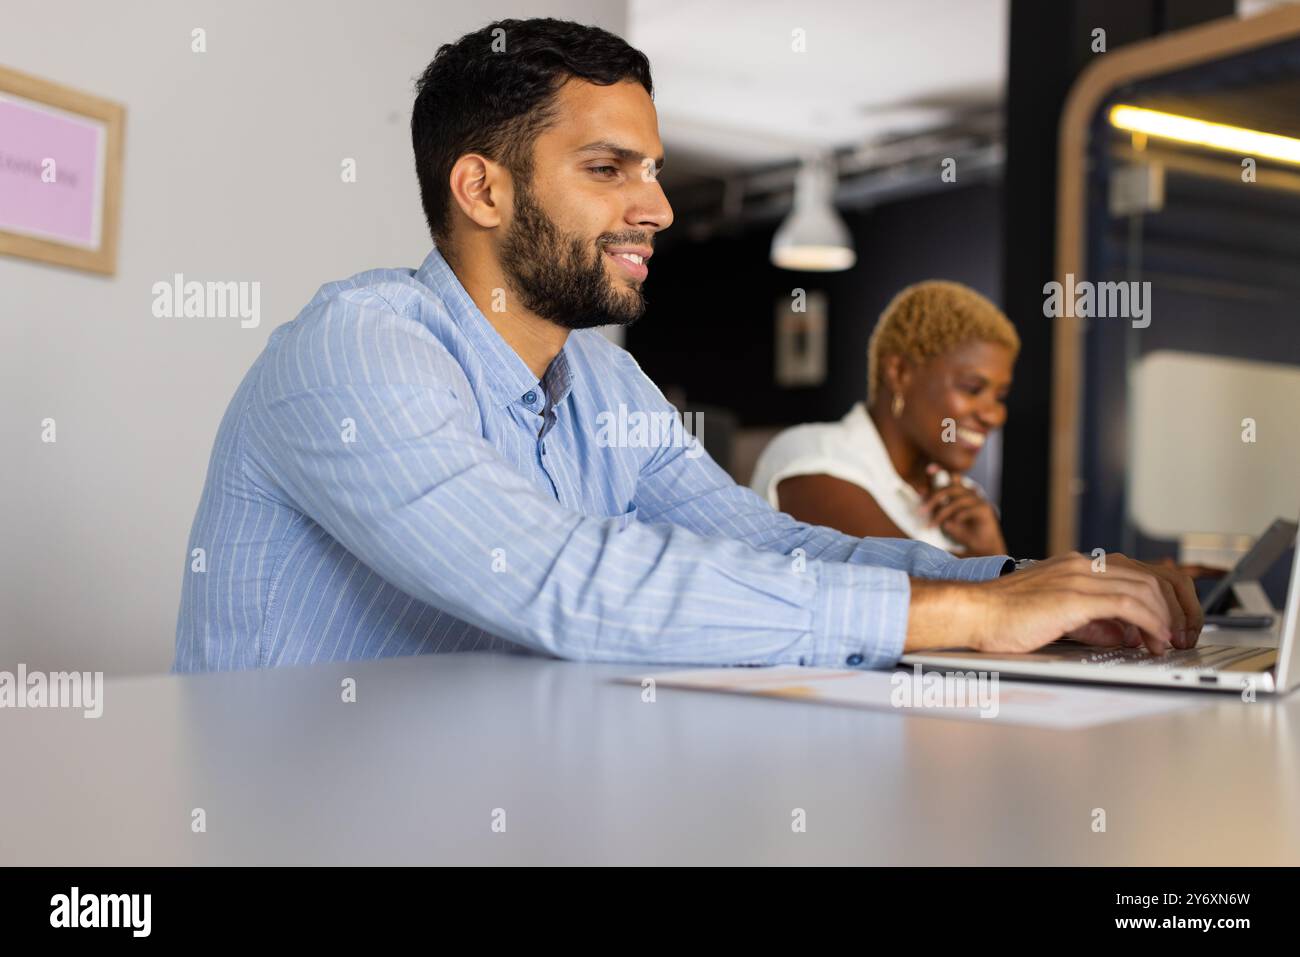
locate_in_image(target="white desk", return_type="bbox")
[2,651,1297,865]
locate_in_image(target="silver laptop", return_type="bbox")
[901,522,1300,695]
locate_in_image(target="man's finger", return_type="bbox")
[1154,576,1187,639]
[1070,573,1173,635]
[1079,592,1171,653]
[1068,619,1126,646]
[1146,562,1203,646]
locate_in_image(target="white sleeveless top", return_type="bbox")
[750,402,974,554]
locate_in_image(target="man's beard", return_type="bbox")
[497,177,647,331]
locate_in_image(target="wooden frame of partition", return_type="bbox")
[1051,5,1300,554]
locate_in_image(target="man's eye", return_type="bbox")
[589,166,619,176]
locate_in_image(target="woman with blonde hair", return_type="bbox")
[751,280,1019,557]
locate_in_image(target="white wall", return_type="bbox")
[0,0,628,675]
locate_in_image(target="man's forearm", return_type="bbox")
[903,579,988,653]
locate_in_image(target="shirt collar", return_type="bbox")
[415,244,574,411]
[842,401,922,504]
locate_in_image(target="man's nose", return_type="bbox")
[629,177,673,233]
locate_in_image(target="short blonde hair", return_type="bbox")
[866,280,1019,404]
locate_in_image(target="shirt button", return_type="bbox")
[846,654,864,666]
[523,391,537,404]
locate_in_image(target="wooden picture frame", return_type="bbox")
[0,64,125,275]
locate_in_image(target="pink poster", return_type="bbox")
[0,93,106,249]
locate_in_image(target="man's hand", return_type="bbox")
[1077,553,1203,650]
[919,468,1006,557]
[904,552,1203,656]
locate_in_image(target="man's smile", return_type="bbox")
[602,244,652,281]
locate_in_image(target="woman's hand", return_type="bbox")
[920,466,1006,557]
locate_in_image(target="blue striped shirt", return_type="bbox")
[173,245,1009,673]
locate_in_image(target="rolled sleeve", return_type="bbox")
[942,554,1015,581]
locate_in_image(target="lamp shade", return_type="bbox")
[770,155,856,271]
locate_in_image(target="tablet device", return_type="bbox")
[1200,517,1298,615]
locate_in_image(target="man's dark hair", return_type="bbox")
[411,18,654,259]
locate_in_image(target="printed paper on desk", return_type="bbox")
[621,665,1206,730]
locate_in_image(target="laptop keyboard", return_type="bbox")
[1070,643,1256,672]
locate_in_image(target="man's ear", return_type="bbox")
[448,153,508,231]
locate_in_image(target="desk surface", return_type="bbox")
[2,651,1297,865]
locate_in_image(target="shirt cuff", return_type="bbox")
[810,560,911,670]
[945,554,1013,581]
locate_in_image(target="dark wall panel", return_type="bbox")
[627,182,1003,429]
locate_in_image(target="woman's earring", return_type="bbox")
[891,393,905,419]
